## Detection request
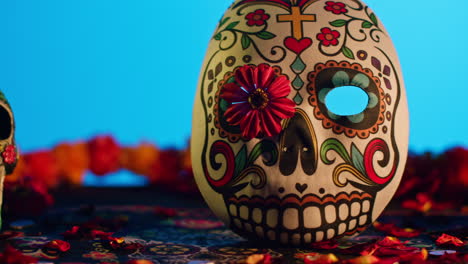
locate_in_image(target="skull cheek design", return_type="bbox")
[0,91,18,227]
[192,0,408,245]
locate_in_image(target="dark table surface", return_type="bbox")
[1,187,467,263]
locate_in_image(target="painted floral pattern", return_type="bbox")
[317,28,340,46]
[245,9,270,26]
[220,64,295,139]
[324,1,348,14]
[2,144,16,164]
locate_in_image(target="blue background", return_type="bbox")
[1,0,467,185]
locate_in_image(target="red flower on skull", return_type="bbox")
[317,27,341,46]
[221,64,295,139]
[245,9,270,26]
[324,1,348,14]
[2,144,16,164]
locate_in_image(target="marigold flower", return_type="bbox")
[22,150,60,188]
[53,142,89,185]
[88,135,121,176]
[119,142,159,176]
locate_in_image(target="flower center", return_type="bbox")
[333,5,341,10]
[253,14,262,21]
[325,33,335,41]
[248,88,269,109]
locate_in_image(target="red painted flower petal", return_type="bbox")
[331,30,340,38]
[254,9,264,15]
[322,27,332,34]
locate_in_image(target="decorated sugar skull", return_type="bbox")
[0,91,18,228]
[191,0,408,245]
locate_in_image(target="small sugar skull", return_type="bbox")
[0,91,18,227]
[192,0,408,246]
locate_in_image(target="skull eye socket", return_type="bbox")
[0,105,12,140]
[324,86,369,116]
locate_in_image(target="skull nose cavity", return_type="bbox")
[279,109,317,176]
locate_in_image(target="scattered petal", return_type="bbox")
[43,240,71,252]
[154,206,177,217]
[436,233,465,247]
[0,244,38,264]
[311,239,338,249]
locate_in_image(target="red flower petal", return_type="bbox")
[267,75,291,98]
[256,64,276,89]
[235,65,257,91]
[373,222,422,238]
[221,83,248,103]
[154,206,177,217]
[224,103,250,125]
[254,20,265,26]
[436,233,465,247]
[44,240,71,252]
[0,245,38,264]
[254,9,265,15]
[331,30,340,38]
[304,253,339,264]
[311,239,338,249]
[260,109,282,137]
[317,33,326,41]
[258,111,278,137]
[241,110,261,138]
[269,97,296,118]
[322,27,332,34]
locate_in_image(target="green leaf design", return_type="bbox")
[362,21,373,28]
[226,21,239,30]
[214,33,221,41]
[342,46,355,59]
[247,140,278,166]
[256,31,276,40]
[369,13,378,26]
[220,99,229,111]
[329,19,347,27]
[351,144,366,175]
[241,34,251,50]
[320,138,352,165]
[219,17,230,28]
[234,145,247,177]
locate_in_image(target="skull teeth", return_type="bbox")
[228,195,373,243]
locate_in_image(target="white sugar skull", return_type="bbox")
[191,0,408,246]
[0,91,18,228]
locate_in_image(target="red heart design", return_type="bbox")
[284,37,312,54]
